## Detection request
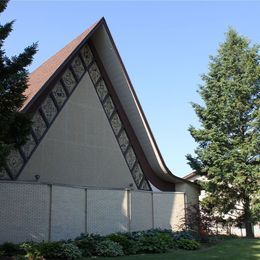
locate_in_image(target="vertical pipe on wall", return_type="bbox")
[48,184,53,241]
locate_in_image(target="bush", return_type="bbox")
[40,242,81,260]
[172,230,195,241]
[137,232,173,253]
[37,241,62,258]
[74,233,104,257]
[40,241,74,259]
[57,243,82,260]
[176,238,200,250]
[107,233,138,255]
[20,242,42,260]
[21,241,81,260]
[0,250,5,257]
[75,233,104,242]
[0,229,201,258]
[95,240,124,257]
[130,229,172,240]
[0,242,25,256]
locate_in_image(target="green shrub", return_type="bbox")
[20,241,82,260]
[107,233,138,255]
[14,256,27,260]
[0,242,25,256]
[74,233,104,257]
[57,243,82,260]
[137,232,173,253]
[37,241,63,258]
[39,242,81,260]
[95,240,124,257]
[0,229,201,258]
[172,230,195,241]
[74,238,94,257]
[176,238,200,250]
[20,242,42,260]
[130,229,171,240]
[75,233,104,242]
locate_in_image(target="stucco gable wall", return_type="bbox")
[20,73,136,189]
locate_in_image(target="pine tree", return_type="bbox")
[0,0,37,170]
[187,28,260,238]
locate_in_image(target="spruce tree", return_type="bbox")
[187,28,260,238]
[0,0,37,170]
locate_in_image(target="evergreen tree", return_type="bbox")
[187,28,260,238]
[0,0,37,171]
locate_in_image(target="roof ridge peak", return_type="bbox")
[22,18,103,110]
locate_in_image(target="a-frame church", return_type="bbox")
[0,18,199,242]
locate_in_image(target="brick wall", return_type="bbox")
[0,182,185,244]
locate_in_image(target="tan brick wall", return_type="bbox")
[130,191,153,231]
[86,189,129,235]
[51,186,85,241]
[153,192,185,230]
[0,182,186,243]
[175,183,200,206]
[0,183,50,244]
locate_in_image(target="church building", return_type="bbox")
[0,18,199,243]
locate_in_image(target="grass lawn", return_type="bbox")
[83,238,260,260]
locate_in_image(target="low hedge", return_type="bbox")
[106,233,138,255]
[136,232,173,253]
[20,241,82,260]
[175,238,201,250]
[0,229,201,259]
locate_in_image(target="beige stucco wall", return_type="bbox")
[20,73,136,189]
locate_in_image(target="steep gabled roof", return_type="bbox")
[17,18,197,191]
[22,20,102,110]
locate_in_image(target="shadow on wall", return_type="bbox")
[153,192,185,231]
[87,189,129,235]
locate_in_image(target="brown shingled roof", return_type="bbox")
[22,19,102,110]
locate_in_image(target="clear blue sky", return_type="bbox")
[3,1,260,177]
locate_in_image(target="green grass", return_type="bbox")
[83,239,260,260]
